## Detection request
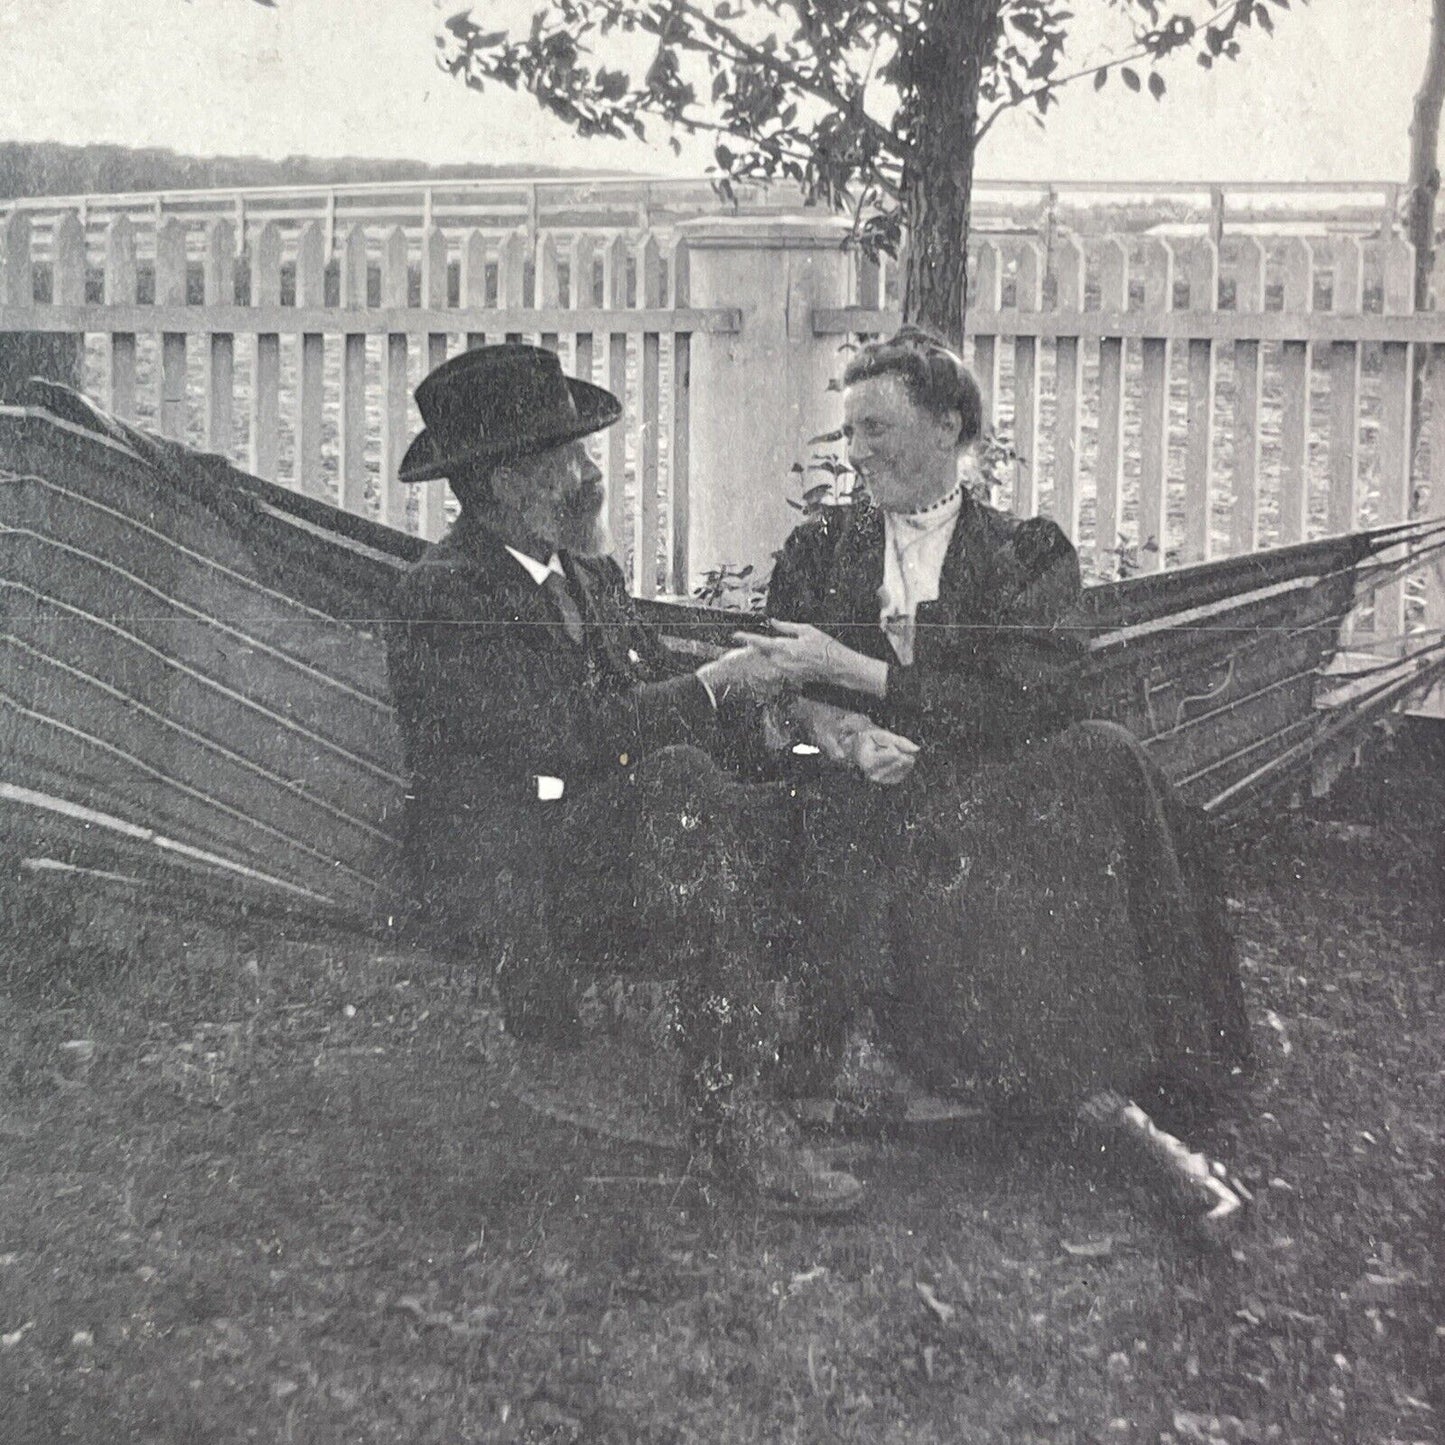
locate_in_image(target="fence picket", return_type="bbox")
[1375,236,1416,654]
[203,220,235,455]
[461,229,487,350]
[1012,241,1043,517]
[1182,238,1218,564]
[1231,238,1266,556]
[380,225,410,531]
[154,219,189,440]
[104,216,137,420]
[603,233,630,573]
[50,212,86,305]
[498,230,526,344]
[50,212,87,396]
[637,234,663,598]
[536,233,561,353]
[249,222,282,481]
[972,241,1001,431]
[1138,238,1174,573]
[1328,236,1363,535]
[670,236,691,596]
[420,225,450,539]
[338,225,369,515]
[295,222,327,498]
[572,234,597,386]
[1051,237,1084,540]
[1278,239,1315,543]
[1093,238,1129,576]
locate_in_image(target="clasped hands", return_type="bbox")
[696,621,918,787]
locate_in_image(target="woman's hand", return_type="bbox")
[846,726,920,786]
[733,621,888,698]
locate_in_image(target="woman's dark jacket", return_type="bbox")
[767,491,1086,759]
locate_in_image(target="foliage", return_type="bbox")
[437,1,1306,321]
[693,560,766,609]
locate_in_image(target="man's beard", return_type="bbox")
[557,497,611,557]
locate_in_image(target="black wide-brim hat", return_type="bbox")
[399,342,622,484]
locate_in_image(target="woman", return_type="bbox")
[742,328,1252,1230]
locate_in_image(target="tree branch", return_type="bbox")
[669,0,905,159]
[974,0,1238,141]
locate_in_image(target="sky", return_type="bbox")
[0,0,1430,183]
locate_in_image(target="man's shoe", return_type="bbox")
[708,1101,865,1217]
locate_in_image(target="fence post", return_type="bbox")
[1051,235,1084,543]
[1327,236,1364,536]
[1232,237,1267,557]
[1093,237,1129,578]
[105,215,138,420]
[155,218,188,440]
[1278,239,1315,544]
[1011,241,1044,518]
[296,221,327,499]
[338,226,370,516]
[1181,237,1218,566]
[1376,236,1416,656]
[50,212,87,399]
[420,225,451,539]
[637,233,664,597]
[249,222,282,481]
[674,214,852,593]
[204,219,236,456]
[1138,238,1175,573]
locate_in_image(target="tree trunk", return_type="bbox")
[1408,0,1445,469]
[1408,0,1445,314]
[899,0,1001,350]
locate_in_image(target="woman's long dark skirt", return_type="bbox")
[791,721,1252,1113]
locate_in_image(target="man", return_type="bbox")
[385,343,862,1215]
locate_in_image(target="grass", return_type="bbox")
[1,724,1442,1443]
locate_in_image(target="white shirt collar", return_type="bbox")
[503,544,565,587]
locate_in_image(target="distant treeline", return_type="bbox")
[0,142,627,201]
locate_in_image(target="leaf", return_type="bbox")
[1255,4,1274,33]
[1094,68,1108,90]
[1061,1237,1114,1258]
[1120,66,1141,92]
[1148,72,1166,100]
[915,1280,956,1324]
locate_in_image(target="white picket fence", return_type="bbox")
[0,203,1442,712]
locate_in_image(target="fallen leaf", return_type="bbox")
[1061,1237,1114,1259]
[914,1280,956,1324]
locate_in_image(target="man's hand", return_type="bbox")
[734,621,888,699]
[696,644,786,705]
[846,726,919,786]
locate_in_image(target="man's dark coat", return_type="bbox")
[387,512,723,957]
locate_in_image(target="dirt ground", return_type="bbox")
[1,723,1441,1444]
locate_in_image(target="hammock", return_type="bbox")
[3,382,1443,940]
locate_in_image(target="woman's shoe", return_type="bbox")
[1079,1089,1251,1244]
